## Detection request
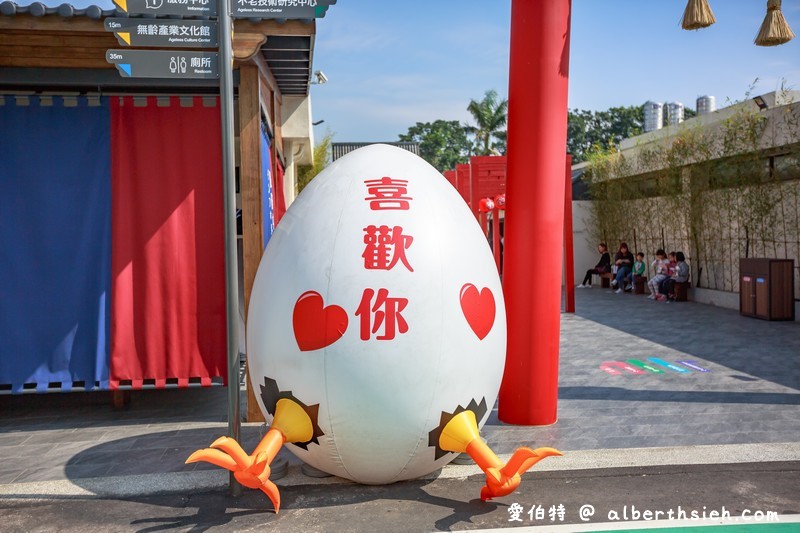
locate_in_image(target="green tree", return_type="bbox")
[296,131,333,194]
[492,130,507,156]
[567,108,596,163]
[465,89,508,155]
[568,105,644,162]
[398,119,472,172]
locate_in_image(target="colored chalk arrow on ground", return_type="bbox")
[600,365,622,375]
[677,360,711,372]
[600,358,712,375]
[600,361,646,375]
[627,359,665,373]
[648,357,693,373]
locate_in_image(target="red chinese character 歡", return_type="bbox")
[364,177,412,210]
[355,288,409,341]
[362,225,414,272]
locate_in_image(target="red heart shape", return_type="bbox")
[293,291,349,351]
[460,284,496,340]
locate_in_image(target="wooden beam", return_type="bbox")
[238,64,266,424]
[0,33,114,48]
[0,56,113,69]
[2,45,114,59]
[234,18,315,38]
[252,51,278,96]
[0,27,116,69]
[273,90,283,155]
[233,32,267,61]
[0,15,105,33]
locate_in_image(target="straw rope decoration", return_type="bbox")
[681,0,716,30]
[755,0,795,46]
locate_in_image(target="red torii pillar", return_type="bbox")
[499,0,572,425]
[564,154,575,314]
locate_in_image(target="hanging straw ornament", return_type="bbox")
[755,0,795,46]
[681,0,716,30]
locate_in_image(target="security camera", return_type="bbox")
[313,70,328,84]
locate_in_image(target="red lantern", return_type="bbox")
[478,198,495,213]
[494,194,506,210]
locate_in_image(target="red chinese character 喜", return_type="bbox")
[364,177,412,210]
[355,288,409,341]
[362,225,414,272]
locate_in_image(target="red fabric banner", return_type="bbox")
[274,159,286,225]
[110,96,227,388]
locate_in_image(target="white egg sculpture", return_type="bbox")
[188,144,561,511]
[246,144,505,483]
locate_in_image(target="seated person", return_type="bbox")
[577,243,610,288]
[611,242,634,294]
[626,252,646,291]
[659,251,689,302]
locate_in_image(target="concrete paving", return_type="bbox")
[1,288,798,531]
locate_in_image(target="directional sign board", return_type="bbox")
[105,18,218,48]
[231,0,333,19]
[107,49,219,79]
[112,0,217,17]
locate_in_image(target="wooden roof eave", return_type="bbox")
[0,14,314,73]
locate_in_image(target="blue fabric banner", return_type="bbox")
[0,96,111,392]
[261,128,275,249]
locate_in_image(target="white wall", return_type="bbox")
[280,96,315,209]
[571,200,597,284]
[690,287,799,322]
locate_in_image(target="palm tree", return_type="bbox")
[465,90,508,156]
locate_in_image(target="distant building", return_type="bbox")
[665,101,684,126]
[643,101,664,133]
[697,95,716,115]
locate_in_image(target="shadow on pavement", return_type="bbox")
[559,386,800,405]
[124,484,498,533]
[55,427,499,533]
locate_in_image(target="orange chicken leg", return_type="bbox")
[186,398,315,512]
[439,409,562,500]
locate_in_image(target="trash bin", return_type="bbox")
[739,258,795,321]
[634,275,647,294]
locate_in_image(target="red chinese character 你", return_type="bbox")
[355,288,409,341]
[362,225,414,272]
[364,177,412,210]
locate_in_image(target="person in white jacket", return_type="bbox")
[647,249,669,299]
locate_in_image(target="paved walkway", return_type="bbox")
[485,287,800,454]
[1,288,798,525]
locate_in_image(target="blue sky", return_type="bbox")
[310,0,800,141]
[49,0,800,142]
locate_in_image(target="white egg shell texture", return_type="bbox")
[247,144,506,484]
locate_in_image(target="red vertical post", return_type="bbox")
[564,155,575,313]
[492,207,501,273]
[469,159,480,220]
[499,0,571,425]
